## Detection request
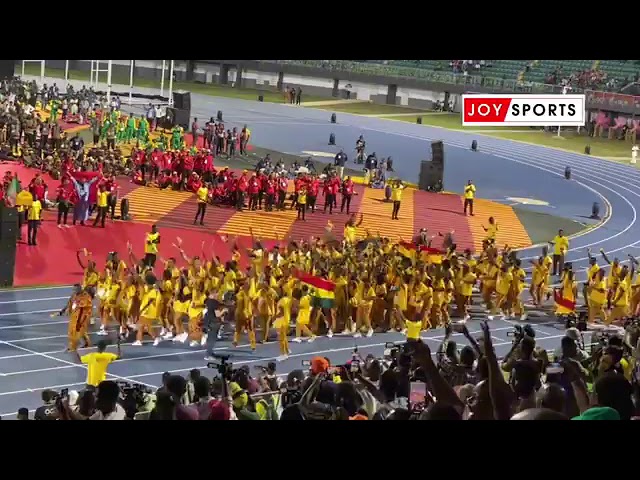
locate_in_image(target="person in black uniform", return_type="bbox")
[203,296,234,361]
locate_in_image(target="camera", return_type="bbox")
[506,324,535,343]
[207,353,233,380]
[565,312,588,332]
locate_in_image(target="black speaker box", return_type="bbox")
[173,90,191,111]
[419,160,444,192]
[0,206,18,223]
[0,245,16,287]
[431,140,444,164]
[166,107,191,129]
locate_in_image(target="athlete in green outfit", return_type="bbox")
[125,115,137,143]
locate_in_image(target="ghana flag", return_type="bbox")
[294,270,336,308]
[398,242,445,264]
[553,288,576,314]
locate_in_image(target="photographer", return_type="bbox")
[202,295,232,362]
[437,323,482,387]
[256,362,282,392]
[60,381,126,420]
[34,390,60,420]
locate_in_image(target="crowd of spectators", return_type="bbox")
[12,318,639,420]
[545,67,608,91]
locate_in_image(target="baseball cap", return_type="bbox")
[311,356,329,375]
[572,406,620,420]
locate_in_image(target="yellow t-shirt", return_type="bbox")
[297,192,307,205]
[406,320,422,340]
[197,186,208,203]
[81,352,118,387]
[297,295,311,325]
[485,223,498,241]
[590,280,607,305]
[496,271,513,296]
[145,232,159,254]
[140,286,160,319]
[614,281,629,307]
[460,272,477,297]
[391,186,404,202]
[188,292,207,318]
[97,191,109,208]
[277,296,292,324]
[587,264,600,283]
[27,200,42,221]
[464,184,476,199]
[344,225,357,244]
[553,235,569,255]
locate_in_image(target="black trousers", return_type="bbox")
[552,254,565,276]
[106,138,115,150]
[278,191,286,210]
[308,195,316,213]
[57,202,69,225]
[27,220,40,245]
[143,253,157,268]
[248,194,259,210]
[107,194,117,218]
[93,206,108,227]
[297,203,306,220]
[464,198,474,215]
[392,201,401,219]
[236,191,245,210]
[324,194,336,213]
[204,317,223,356]
[195,202,206,224]
[265,193,275,211]
[341,194,352,214]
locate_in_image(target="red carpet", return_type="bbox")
[13,219,276,287]
[412,191,474,252]
[0,161,58,187]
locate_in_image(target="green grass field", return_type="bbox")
[20,64,328,104]
[316,102,430,115]
[313,102,637,160]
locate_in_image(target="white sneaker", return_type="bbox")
[400,328,407,335]
[386,328,395,333]
[487,315,495,321]
[520,314,528,321]
[159,328,166,336]
[366,329,374,338]
[132,340,142,346]
[353,332,362,338]
[97,328,108,336]
[463,315,471,321]
[90,318,95,325]
[163,332,174,340]
[276,354,289,362]
[57,224,63,229]
[178,333,189,343]
[341,329,350,335]
[189,340,199,347]
[503,315,511,320]
[308,336,316,343]
[292,337,303,343]
[351,325,357,334]
[200,334,208,346]
[327,330,333,338]
[153,337,161,346]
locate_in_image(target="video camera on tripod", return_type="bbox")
[207,353,234,380]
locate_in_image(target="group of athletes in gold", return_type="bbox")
[56,214,636,361]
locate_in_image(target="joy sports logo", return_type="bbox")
[461,94,586,127]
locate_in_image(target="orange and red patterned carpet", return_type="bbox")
[10,163,532,286]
